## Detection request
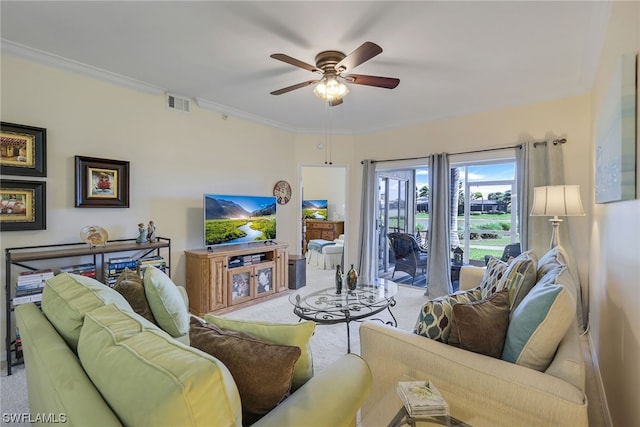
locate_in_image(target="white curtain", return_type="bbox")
[516,140,585,330]
[357,160,378,285]
[425,153,452,297]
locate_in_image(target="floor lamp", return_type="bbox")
[530,185,585,249]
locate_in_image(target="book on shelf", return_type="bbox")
[19,268,54,279]
[17,268,54,285]
[396,381,448,417]
[59,262,96,274]
[16,281,46,292]
[15,287,44,297]
[12,292,43,306]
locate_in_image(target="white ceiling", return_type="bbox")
[0,1,610,134]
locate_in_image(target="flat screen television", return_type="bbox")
[302,199,328,220]
[204,194,277,247]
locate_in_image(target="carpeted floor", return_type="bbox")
[1,265,607,426]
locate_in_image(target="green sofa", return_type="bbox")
[16,271,372,427]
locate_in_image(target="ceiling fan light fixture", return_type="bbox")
[313,75,349,102]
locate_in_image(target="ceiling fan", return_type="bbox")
[270,41,400,106]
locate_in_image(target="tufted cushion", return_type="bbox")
[41,273,133,352]
[502,281,576,371]
[479,257,508,298]
[113,268,156,324]
[204,314,315,392]
[190,318,300,425]
[143,266,189,338]
[449,289,510,358]
[413,288,483,343]
[78,304,242,427]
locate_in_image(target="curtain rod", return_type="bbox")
[360,138,567,164]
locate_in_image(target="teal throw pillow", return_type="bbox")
[502,282,575,371]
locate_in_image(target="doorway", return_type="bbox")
[300,165,348,265]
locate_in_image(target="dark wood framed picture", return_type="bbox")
[0,179,47,231]
[0,122,47,177]
[75,156,130,208]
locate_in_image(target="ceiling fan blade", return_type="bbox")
[335,41,383,73]
[270,80,319,95]
[344,74,400,89]
[270,53,320,73]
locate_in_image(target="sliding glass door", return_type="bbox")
[377,171,413,273]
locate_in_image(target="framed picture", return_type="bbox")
[75,156,130,208]
[0,122,47,177]
[595,53,637,203]
[0,179,47,231]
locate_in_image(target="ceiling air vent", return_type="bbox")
[167,94,190,112]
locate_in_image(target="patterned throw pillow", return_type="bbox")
[479,257,508,298]
[413,288,483,343]
[496,250,539,311]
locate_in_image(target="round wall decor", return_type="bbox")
[273,180,292,205]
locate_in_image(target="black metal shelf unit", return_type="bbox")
[4,237,171,375]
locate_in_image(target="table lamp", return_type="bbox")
[530,185,585,249]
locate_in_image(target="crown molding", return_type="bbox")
[1,39,357,135]
[1,39,166,95]
[194,97,330,134]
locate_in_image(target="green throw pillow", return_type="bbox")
[41,273,133,351]
[190,318,300,425]
[143,266,189,338]
[204,314,315,391]
[413,288,483,343]
[114,268,156,324]
[78,304,242,427]
[502,281,575,371]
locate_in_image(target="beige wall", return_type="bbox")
[0,55,300,312]
[588,2,640,425]
[347,95,592,285]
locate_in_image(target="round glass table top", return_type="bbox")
[289,278,398,323]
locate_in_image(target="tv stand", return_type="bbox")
[185,241,289,316]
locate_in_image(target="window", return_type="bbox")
[451,159,518,265]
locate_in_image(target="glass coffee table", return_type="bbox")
[289,278,398,353]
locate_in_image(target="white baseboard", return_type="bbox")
[586,329,613,427]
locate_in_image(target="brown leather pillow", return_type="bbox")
[449,289,510,358]
[113,268,156,324]
[189,317,301,425]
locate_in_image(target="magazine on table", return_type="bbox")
[396,380,449,417]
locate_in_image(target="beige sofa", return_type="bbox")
[359,246,588,427]
[16,270,372,427]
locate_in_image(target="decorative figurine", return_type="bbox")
[147,220,157,242]
[136,223,147,244]
[335,264,343,294]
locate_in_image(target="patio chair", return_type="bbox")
[484,242,521,265]
[388,232,428,285]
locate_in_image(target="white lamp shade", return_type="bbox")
[530,185,585,217]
